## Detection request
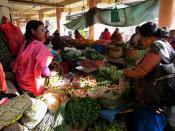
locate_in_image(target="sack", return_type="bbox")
[0,16,24,56]
[0,94,32,126]
[40,89,61,113]
[20,98,47,129]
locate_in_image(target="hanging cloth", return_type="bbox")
[64,0,159,29]
[111,7,120,22]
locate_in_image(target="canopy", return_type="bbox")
[64,0,159,30]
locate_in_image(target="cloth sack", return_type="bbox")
[20,98,47,129]
[0,94,32,126]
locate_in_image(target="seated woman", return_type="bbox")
[74,29,84,40]
[111,28,124,43]
[99,28,111,40]
[13,20,53,96]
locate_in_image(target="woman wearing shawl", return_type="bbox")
[99,28,111,40]
[111,28,124,43]
[13,20,53,96]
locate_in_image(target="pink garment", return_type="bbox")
[0,98,9,106]
[42,67,50,77]
[13,40,53,96]
[0,63,7,92]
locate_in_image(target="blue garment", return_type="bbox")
[51,49,62,62]
[135,107,167,131]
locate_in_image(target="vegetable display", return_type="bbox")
[84,47,104,60]
[65,50,85,60]
[97,66,123,86]
[65,97,101,129]
[88,118,126,131]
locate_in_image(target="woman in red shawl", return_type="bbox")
[13,20,53,96]
[100,28,111,40]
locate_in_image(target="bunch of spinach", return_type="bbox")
[65,97,101,129]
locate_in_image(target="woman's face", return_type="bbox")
[32,25,46,41]
[140,35,152,48]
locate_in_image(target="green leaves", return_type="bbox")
[97,66,123,86]
[65,97,101,129]
[84,47,104,60]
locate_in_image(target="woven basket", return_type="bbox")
[108,46,123,58]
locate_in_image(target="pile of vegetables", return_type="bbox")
[65,97,101,129]
[76,39,94,45]
[88,118,126,131]
[96,66,123,86]
[94,39,110,45]
[84,47,104,60]
[63,48,85,60]
[72,75,97,88]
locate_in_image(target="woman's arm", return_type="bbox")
[123,53,161,79]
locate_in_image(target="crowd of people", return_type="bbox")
[1,19,175,131]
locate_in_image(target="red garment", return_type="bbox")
[0,63,7,93]
[75,33,84,40]
[111,33,123,43]
[13,40,53,96]
[1,16,24,56]
[101,31,111,40]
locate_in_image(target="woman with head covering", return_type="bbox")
[111,28,124,43]
[99,28,111,40]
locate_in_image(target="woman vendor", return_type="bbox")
[13,20,53,96]
[111,28,124,43]
[123,22,175,131]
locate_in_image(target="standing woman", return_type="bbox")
[123,22,175,131]
[13,20,53,96]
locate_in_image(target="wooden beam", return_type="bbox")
[64,5,89,12]
[58,0,80,6]
[9,0,64,7]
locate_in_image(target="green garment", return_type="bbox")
[64,0,159,29]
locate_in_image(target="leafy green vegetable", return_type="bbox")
[84,47,104,60]
[65,97,101,129]
[96,66,123,86]
[88,118,126,131]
